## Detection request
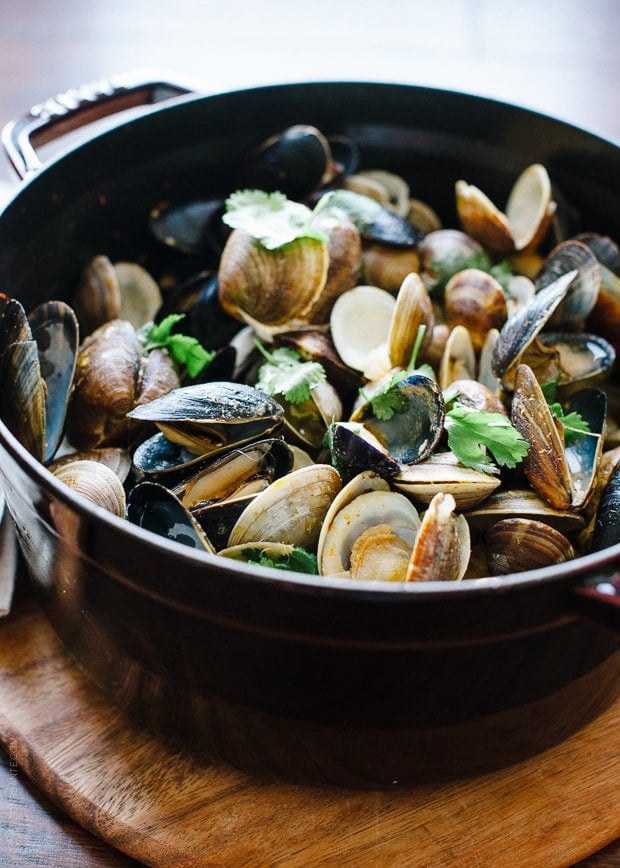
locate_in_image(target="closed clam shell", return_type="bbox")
[72,254,121,336]
[53,459,127,517]
[217,228,329,328]
[394,451,501,510]
[486,518,574,575]
[227,463,341,551]
[444,268,507,353]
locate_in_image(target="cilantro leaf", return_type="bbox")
[541,376,591,442]
[142,314,215,378]
[444,404,529,475]
[357,325,433,420]
[243,546,318,574]
[223,189,328,250]
[254,339,327,403]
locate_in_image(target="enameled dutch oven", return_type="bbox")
[0,73,619,787]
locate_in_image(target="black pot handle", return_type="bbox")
[1,68,198,180]
[573,571,620,632]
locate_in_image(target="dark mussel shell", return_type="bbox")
[155,271,244,353]
[592,462,620,551]
[238,124,332,201]
[29,300,79,463]
[149,198,228,260]
[127,480,215,552]
[318,188,425,247]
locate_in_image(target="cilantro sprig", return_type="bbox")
[541,376,591,442]
[443,403,530,475]
[359,325,434,421]
[255,339,327,404]
[223,189,328,250]
[141,313,215,378]
[242,546,318,574]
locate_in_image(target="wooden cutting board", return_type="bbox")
[0,598,619,868]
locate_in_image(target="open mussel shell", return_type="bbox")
[491,269,576,380]
[536,331,616,397]
[486,518,575,576]
[29,300,79,463]
[171,438,295,550]
[0,339,46,462]
[351,372,445,466]
[327,421,401,483]
[127,480,215,553]
[535,239,601,329]
[127,381,284,456]
[227,463,342,551]
[317,188,425,247]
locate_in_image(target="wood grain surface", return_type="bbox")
[0,588,619,867]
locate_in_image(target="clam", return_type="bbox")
[329,285,396,374]
[387,272,435,369]
[444,268,507,353]
[217,227,329,330]
[486,518,574,576]
[361,243,421,293]
[317,471,421,580]
[393,451,501,510]
[127,381,284,457]
[405,492,470,582]
[439,325,477,389]
[417,229,484,293]
[227,463,342,551]
[306,212,362,323]
[53,458,127,517]
[455,163,556,257]
[465,488,586,534]
[344,169,411,218]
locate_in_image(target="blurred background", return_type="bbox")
[0,0,618,181]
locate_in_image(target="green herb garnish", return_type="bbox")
[141,313,215,378]
[358,325,434,421]
[541,375,591,442]
[223,189,328,249]
[243,546,318,574]
[443,404,530,475]
[255,339,327,404]
[430,250,514,293]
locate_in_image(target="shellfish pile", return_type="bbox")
[2,123,619,583]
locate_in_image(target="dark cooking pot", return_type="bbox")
[0,73,619,787]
